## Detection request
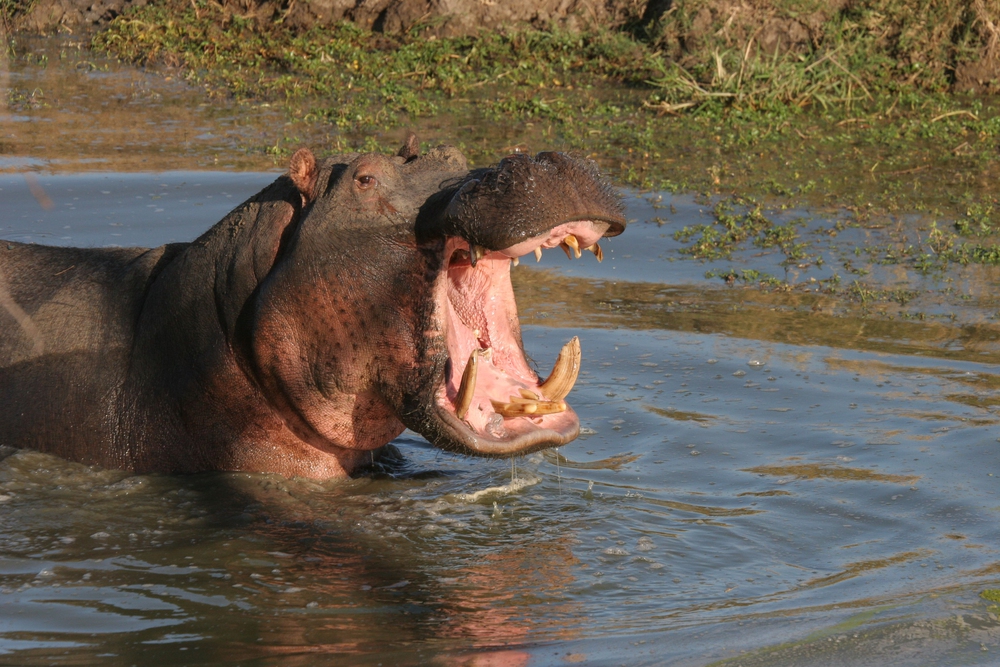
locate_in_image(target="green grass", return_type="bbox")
[88,2,1000,208]
[93,10,659,130]
[83,0,1000,280]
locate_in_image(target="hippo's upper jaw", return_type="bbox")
[413,151,626,457]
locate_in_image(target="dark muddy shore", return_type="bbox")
[11,0,1000,93]
[6,2,1000,308]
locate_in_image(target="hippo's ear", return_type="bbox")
[397,133,420,163]
[289,148,318,204]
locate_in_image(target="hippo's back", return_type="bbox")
[0,241,184,464]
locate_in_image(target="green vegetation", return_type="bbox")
[646,0,1000,111]
[673,196,811,262]
[86,0,1000,222]
[2,0,35,22]
[704,268,785,288]
[95,13,659,126]
[842,281,918,306]
[49,0,1000,303]
[981,588,1000,614]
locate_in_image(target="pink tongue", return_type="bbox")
[459,355,537,436]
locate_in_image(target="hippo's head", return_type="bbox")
[247,136,625,464]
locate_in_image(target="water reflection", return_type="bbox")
[1,37,291,175]
[0,450,590,665]
[513,267,1000,364]
[743,463,920,485]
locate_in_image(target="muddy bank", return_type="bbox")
[9,0,1000,95]
[9,0,636,35]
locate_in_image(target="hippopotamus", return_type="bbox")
[0,137,625,478]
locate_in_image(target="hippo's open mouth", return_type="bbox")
[432,220,610,456]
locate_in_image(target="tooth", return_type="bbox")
[519,388,540,400]
[491,399,568,418]
[539,336,581,401]
[469,244,485,267]
[586,242,603,262]
[533,400,568,415]
[511,256,519,267]
[455,350,479,420]
[493,399,537,415]
[563,234,582,258]
[534,247,543,262]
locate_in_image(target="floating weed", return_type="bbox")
[705,268,785,289]
[673,197,771,260]
[955,199,1000,236]
[981,588,1000,614]
[844,281,919,307]
[673,197,813,266]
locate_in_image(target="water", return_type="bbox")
[3,38,1000,667]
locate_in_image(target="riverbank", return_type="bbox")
[6,1,1000,293]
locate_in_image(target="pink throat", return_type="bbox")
[441,239,535,436]
[436,220,607,440]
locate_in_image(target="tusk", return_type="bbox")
[511,256,519,267]
[539,336,581,401]
[519,388,540,400]
[534,247,543,262]
[585,242,603,262]
[491,399,567,418]
[532,400,568,415]
[563,234,582,258]
[455,350,479,420]
[469,244,485,267]
[492,399,536,416]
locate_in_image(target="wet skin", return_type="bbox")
[0,137,625,478]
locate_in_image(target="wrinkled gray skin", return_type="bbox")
[0,138,625,478]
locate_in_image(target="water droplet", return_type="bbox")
[485,413,506,438]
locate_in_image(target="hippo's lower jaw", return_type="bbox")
[428,220,610,457]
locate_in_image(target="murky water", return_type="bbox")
[3,36,1000,667]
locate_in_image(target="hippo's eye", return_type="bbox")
[355,174,378,190]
